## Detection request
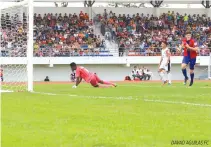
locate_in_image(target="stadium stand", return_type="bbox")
[1,10,211,57]
[99,10,211,56]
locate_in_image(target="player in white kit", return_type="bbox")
[158,41,172,85]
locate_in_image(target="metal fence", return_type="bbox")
[1,46,210,57]
[118,47,211,56]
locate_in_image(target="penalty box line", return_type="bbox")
[33,92,211,108]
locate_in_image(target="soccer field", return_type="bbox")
[2,81,211,147]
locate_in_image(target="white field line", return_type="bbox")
[33,92,211,108]
[120,85,211,89]
[33,92,135,100]
[143,99,211,107]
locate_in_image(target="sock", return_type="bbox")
[159,72,163,81]
[190,73,194,83]
[182,69,188,79]
[167,73,172,84]
[159,72,166,82]
[158,72,162,80]
[102,81,114,86]
[99,85,113,88]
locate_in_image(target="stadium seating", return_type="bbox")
[99,10,211,56]
[1,10,211,57]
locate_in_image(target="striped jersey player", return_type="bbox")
[179,31,198,86]
[158,41,171,85]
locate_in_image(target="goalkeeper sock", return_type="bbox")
[99,85,113,88]
[102,81,114,85]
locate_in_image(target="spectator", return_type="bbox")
[44,76,50,82]
[143,67,152,80]
[119,42,125,56]
[131,66,143,80]
[136,69,143,80]
[0,68,3,82]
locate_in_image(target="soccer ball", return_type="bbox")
[126,62,130,67]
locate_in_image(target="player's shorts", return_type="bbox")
[182,56,196,70]
[159,61,171,72]
[90,74,101,87]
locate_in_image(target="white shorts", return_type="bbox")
[159,61,171,72]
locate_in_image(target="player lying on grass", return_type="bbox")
[70,62,117,88]
[177,31,199,86]
[158,41,171,85]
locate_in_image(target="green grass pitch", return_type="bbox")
[2,81,211,147]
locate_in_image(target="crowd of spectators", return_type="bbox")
[99,9,211,56]
[1,11,107,57]
[1,9,211,57]
[1,13,28,57]
[33,12,108,57]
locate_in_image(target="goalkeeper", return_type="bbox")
[70,62,117,88]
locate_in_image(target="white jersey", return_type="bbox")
[161,48,170,63]
[160,47,171,72]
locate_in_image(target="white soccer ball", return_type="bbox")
[126,62,130,67]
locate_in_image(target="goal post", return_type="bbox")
[27,0,34,92]
[209,52,211,80]
[0,0,34,92]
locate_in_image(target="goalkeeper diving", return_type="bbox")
[70,62,117,88]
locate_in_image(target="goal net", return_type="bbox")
[0,0,33,92]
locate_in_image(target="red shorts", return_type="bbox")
[90,74,101,87]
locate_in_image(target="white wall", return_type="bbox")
[2,56,209,65]
[1,56,210,81]
[92,7,208,16]
[34,7,211,17]
[34,7,88,15]
[2,64,208,82]
[34,64,207,81]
